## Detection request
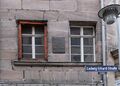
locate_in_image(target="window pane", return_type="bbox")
[71,38,80,45]
[22,25,32,34]
[35,25,44,34]
[71,46,80,54]
[35,54,44,59]
[84,55,93,62]
[22,37,32,44]
[83,27,93,35]
[70,27,80,35]
[22,46,32,53]
[71,55,81,62]
[35,37,44,45]
[84,38,93,45]
[22,54,32,59]
[84,47,93,54]
[35,46,44,53]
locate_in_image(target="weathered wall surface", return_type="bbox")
[0,0,107,86]
[102,0,120,86]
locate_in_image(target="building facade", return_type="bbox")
[0,0,119,86]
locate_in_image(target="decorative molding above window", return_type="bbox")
[111,49,118,59]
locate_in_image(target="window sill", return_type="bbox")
[13,60,102,67]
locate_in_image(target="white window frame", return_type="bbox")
[32,26,35,59]
[69,26,96,62]
[22,26,44,59]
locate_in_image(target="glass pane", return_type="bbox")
[35,37,44,45]
[35,54,44,59]
[22,25,32,34]
[71,46,80,54]
[22,46,32,53]
[71,55,81,62]
[70,27,80,35]
[35,46,44,53]
[22,37,32,44]
[35,25,44,34]
[83,27,93,35]
[84,47,93,54]
[71,38,80,45]
[84,38,93,45]
[22,54,32,59]
[84,55,93,62]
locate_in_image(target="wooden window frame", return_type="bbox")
[70,26,96,62]
[18,20,48,61]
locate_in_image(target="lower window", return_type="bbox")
[18,20,48,61]
[70,26,95,62]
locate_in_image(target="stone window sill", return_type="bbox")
[12,60,102,67]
